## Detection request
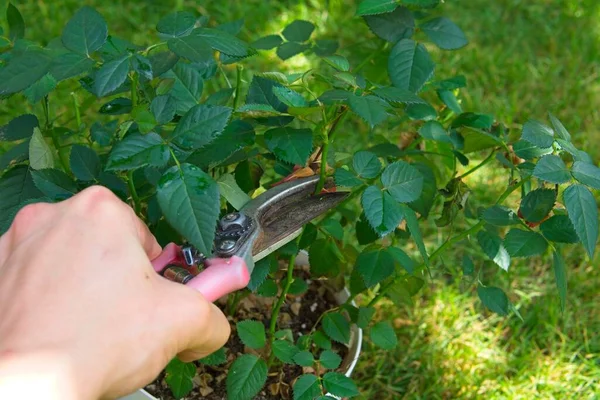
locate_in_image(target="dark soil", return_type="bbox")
[145,266,349,399]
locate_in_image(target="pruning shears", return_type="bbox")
[150,176,348,302]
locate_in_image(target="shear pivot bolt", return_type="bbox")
[224,213,239,221]
[219,240,236,251]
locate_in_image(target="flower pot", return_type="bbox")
[121,251,362,400]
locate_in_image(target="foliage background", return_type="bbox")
[1,0,598,398]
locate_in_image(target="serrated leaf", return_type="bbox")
[165,62,204,114]
[362,186,404,236]
[348,94,389,128]
[282,20,315,42]
[357,0,398,16]
[356,246,395,287]
[7,3,25,41]
[247,76,287,112]
[247,258,270,291]
[23,74,56,104]
[504,229,548,257]
[272,340,300,364]
[419,120,452,143]
[293,374,321,400]
[150,95,177,125]
[31,169,77,200]
[519,188,556,223]
[563,184,598,258]
[157,164,220,255]
[353,151,381,179]
[319,350,342,370]
[323,372,359,397]
[106,132,169,171]
[335,168,362,187]
[94,55,130,97]
[236,320,266,349]
[388,39,434,93]
[309,238,343,278]
[533,155,570,184]
[313,331,332,350]
[217,173,250,210]
[552,250,567,312]
[0,166,43,232]
[0,50,52,96]
[482,205,519,226]
[131,54,153,80]
[477,286,509,316]
[252,34,283,50]
[293,350,314,367]
[28,128,54,170]
[521,120,554,149]
[420,17,468,50]
[571,161,600,189]
[165,358,195,399]
[61,6,107,56]
[540,215,579,244]
[0,114,39,142]
[322,312,350,344]
[276,42,310,60]
[168,35,213,63]
[273,86,308,107]
[364,7,414,43]
[193,28,254,57]
[0,140,29,170]
[156,11,196,38]
[370,322,397,350]
[513,139,552,160]
[264,127,313,165]
[70,145,100,181]
[199,347,227,366]
[388,247,416,274]
[226,354,268,400]
[381,161,423,203]
[90,120,116,146]
[548,112,571,142]
[323,55,350,72]
[477,230,510,271]
[438,89,462,113]
[171,104,232,149]
[321,219,344,240]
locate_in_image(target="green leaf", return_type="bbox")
[206,88,235,106]
[165,358,195,399]
[0,140,29,170]
[7,3,25,41]
[293,374,321,400]
[552,250,567,312]
[167,35,213,63]
[61,6,107,56]
[419,120,452,144]
[166,62,204,114]
[247,76,287,112]
[362,186,404,236]
[477,230,510,271]
[381,161,424,203]
[364,7,414,43]
[0,114,39,142]
[370,322,397,350]
[540,215,579,244]
[272,340,300,364]
[0,166,43,232]
[28,128,54,170]
[571,161,600,189]
[150,95,177,125]
[348,94,389,128]
[356,247,395,287]
[519,188,556,223]
[264,127,313,166]
[90,120,116,146]
[157,163,220,255]
[94,54,130,97]
[273,86,308,107]
[0,50,52,96]
[70,145,100,181]
[533,155,570,184]
[321,219,344,240]
[323,55,350,72]
[388,39,434,93]
[98,98,132,115]
[308,238,343,278]
[548,112,571,141]
[252,35,283,50]
[193,28,254,57]
[477,286,509,316]
[199,347,227,366]
[438,90,462,114]
[319,350,342,370]
[353,151,381,179]
[563,184,598,258]
[234,159,263,192]
[513,139,552,160]
[106,132,169,171]
[323,372,359,398]
[388,247,416,273]
[226,354,268,400]
[504,229,548,257]
[482,205,519,226]
[23,74,56,104]
[131,54,153,80]
[132,106,156,134]
[420,17,468,50]
[402,205,429,267]
[313,331,332,350]
[247,258,270,292]
[357,0,398,16]
[31,169,77,200]
[521,120,554,149]
[217,174,251,210]
[156,11,196,38]
[276,42,310,60]
[171,104,232,149]
[293,350,314,367]
[322,312,350,344]
[282,20,315,42]
[335,168,362,187]
[236,320,266,349]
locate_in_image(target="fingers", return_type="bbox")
[177,303,230,362]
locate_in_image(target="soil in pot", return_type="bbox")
[145,266,348,400]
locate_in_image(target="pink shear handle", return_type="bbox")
[151,244,250,302]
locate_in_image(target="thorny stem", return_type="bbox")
[314,106,349,195]
[366,175,532,308]
[127,170,142,218]
[456,150,496,180]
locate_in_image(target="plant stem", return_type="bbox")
[169,147,182,169]
[130,72,138,106]
[143,42,166,55]
[456,150,496,180]
[314,107,348,194]
[43,96,68,171]
[233,64,243,110]
[71,92,82,131]
[218,63,232,88]
[127,170,142,217]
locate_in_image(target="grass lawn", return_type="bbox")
[2,0,599,398]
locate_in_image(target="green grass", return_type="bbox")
[2,0,599,398]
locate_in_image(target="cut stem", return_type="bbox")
[314,106,348,194]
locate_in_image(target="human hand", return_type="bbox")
[0,186,230,400]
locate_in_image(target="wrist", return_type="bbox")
[0,350,93,400]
